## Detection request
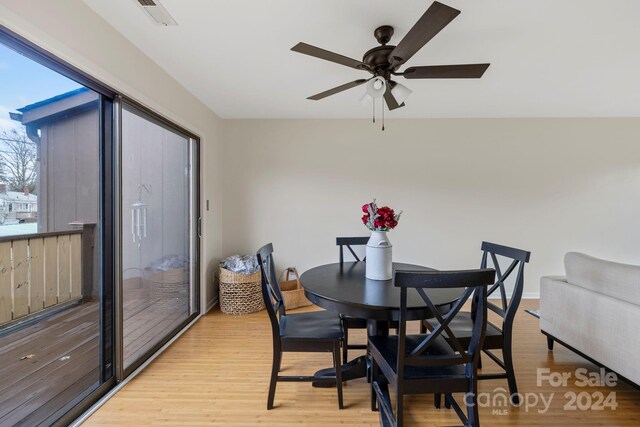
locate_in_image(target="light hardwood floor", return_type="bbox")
[85,300,640,426]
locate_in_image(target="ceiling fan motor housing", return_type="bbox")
[363,26,398,76]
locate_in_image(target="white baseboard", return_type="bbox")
[206,297,218,313]
[489,292,539,300]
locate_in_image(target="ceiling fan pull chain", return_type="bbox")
[372,98,376,123]
[382,98,385,131]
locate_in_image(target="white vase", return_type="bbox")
[366,230,392,280]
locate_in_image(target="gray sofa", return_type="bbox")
[540,252,640,386]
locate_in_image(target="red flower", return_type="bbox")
[361,200,401,231]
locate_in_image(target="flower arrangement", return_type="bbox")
[361,199,402,231]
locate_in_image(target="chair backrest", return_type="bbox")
[394,269,496,375]
[336,236,369,265]
[476,242,531,333]
[256,243,285,339]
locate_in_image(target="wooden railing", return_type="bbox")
[0,223,95,327]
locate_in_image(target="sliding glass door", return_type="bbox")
[0,25,200,424]
[120,103,199,374]
[0,33,114,426]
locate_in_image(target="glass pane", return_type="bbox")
[0,42,106,424]
[121,104,196,371]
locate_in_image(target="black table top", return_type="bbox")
[300,262,463,321]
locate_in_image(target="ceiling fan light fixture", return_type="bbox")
[366,76,387,99]
[391,82,412,105]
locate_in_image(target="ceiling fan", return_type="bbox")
[291,1,490,111]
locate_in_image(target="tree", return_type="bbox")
[0,127,37,193]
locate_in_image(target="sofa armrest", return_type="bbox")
[539,276,567,330]
[541,275,567,285]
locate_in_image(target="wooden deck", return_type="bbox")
[0,292,188,426]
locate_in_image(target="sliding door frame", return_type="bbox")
[116,98,201,380]
[0,24,202,425]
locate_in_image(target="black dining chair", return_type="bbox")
[256,243,345,410]
[424,241,530,406]
[336,237,370,361]
[370,268,495,427]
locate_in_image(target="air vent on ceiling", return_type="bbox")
[135,0,177,26]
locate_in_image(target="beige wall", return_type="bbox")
[222,118,640,296]
[3,1,639,301]
[0,0,223,309]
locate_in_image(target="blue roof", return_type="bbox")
[17,87,89,112]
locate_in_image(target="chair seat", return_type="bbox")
[280,310,344,340]
[425,312,503,349]
[369,334,466,380]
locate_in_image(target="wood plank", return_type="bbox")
[43,237,58,308]
[70,234,82,299]
[12,239,30,319]
[0,242,11,323]
[0,334,99,426]
[0,316,98,410]
[57,235,71,303]
[123,300,185,368]
[0,302,100,425]
[0,304,97,371]
[0,296,185,425]
[29,238,45,314]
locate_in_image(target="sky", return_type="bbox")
[0,42,83,132]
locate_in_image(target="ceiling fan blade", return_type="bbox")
[403,63,490,79]
[307,79,368,100]
[292,42,367,70]
[384,85,405,110]
[389,1,460,69]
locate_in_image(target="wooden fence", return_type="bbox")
[0,223,95,327]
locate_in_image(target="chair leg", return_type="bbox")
[420,320,426,334]
[333,342,344,409]
[444,393,452,409]
[434,393,441,409]
[370,358,378,411]
[342,326,349,362]
[478,352,483,370]
[467,382,480,427]
[503,340,520,405]
[267,348,281,410]
[547,335,554,351]
[396,386,404,427]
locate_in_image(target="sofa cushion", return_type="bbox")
[565,252,640,306]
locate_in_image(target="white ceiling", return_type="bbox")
[84,0,640,119]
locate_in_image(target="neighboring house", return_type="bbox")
[9,87,99,233]
[0,185,38,223]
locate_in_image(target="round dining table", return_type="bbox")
[300,261,462,385]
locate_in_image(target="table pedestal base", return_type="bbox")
[312,355,368,387]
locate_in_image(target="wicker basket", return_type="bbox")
[148,267,189,312]
[219,267,264,315]
[279,268,312,310]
